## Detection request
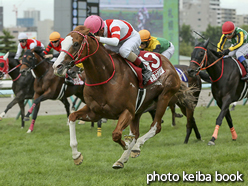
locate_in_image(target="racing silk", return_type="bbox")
[143,36,170,53]
[15,39,44,59]
[100,19,135,46]
[43,38,65,55]
[217,27,248,52]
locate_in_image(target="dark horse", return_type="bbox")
[20,47,85,133]
[0,52,34,128]
[53,26,194,169]
[144,65,210,145]
[187,39,242,145]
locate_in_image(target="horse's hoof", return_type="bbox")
[26,129,32,133]
[208,141,215,146]
[23,117,30,121]
[131,150,140,158]
[73,154,83,165]
[175,113,183,118]
[112,161,124,169]
[232,139,236,141]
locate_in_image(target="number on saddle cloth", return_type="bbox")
[125,51,165,88]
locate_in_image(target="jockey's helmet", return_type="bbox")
[18,33,28,40]
[139,29,151,42]
[84,15,105,34]
[222,21,235,35]
[49,32,61,41]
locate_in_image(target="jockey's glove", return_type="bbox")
[222,49,230,55]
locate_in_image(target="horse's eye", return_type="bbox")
[73,42,79,47]
[0,63,4,68]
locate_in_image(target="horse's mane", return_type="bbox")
[8,52,16,58]
[195,42,223,58]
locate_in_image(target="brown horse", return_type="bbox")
[53,25,193,169]
[20,48,85,133]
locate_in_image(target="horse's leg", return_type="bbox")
[208,98,232,145]
[68,105,101,165]
[225,110,237,140]
[17,101,25,128]
[60,97,70,117]
[97,119,102,137]
[131,92,173,158]
[71,97,78,111]
[184,108,201,144]
[170,104,176,126]
[0,98,19,120]
[112,113,139,169]
[26,102,41,133]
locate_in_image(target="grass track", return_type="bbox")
[0,105,247,185]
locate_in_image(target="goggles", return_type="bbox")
[19,39,27,43]
[52,40,59,43]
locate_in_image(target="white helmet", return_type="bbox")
[18,33,28,40]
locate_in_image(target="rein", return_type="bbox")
[191,46,224,82]
[62,30,116,86]
[8,63,21,73]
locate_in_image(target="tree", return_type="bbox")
[0,29,17,53]
[179,24,195,56]
[201,24,222,50]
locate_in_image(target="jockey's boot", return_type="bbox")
[239,56,248,80]
[65,75,74,85]
[138,62,153,85]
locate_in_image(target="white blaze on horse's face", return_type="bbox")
[53,35,74,76]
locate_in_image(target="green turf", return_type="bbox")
[0,105,247,185]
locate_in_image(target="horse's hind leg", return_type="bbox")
[225,110,237,140]
[131,92,173,158]
[170,104,176,126]
[0,98,19,120]
[17,101,25,128]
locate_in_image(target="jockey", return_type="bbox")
[14,32,45,60]
[84,15,152,85]
[42,31,64,60]
[43,31,83,85]
[217,21,248,80]
[138,29,175,60]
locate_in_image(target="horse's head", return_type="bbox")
[53,25,91,77]
[20,50,36,76]
[187,39,209,77]
[0,52,9,79]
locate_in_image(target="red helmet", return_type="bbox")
[222,21,235,34]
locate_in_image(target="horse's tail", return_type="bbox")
[174,82,199,110]
[199,71,211,83]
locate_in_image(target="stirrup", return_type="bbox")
[241,75,248,81]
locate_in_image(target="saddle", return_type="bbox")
[229,57,247,78]
[125,51,165,88]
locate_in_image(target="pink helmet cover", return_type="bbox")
[84,15,105,34]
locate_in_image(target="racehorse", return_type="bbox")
[144,65,210,145]
[0,52,34,128]
[20,47,85,133]
[52,25,195,169]
[187,39,242,145]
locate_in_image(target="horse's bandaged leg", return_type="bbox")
[132,122,158,151]
[212,125,220,139]
[230,127,237,140]
[28,103,36,114]
[68,120,81,160]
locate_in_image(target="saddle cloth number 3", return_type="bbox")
[138,52,160,71]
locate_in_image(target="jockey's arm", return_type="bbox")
[29,43,36,50]
[229,32,244,51]
[217,34,227,52]
[14,44,23,59]
[98,37,119,46]
[152,45,161,53]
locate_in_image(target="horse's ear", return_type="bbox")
[3,52,9,60]
[203,38,209,48]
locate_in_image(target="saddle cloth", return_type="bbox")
[125,51,165,88]
[229,57,247,77]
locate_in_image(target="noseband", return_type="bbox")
[61,31,99,68]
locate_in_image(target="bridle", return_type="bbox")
[61,31,99,68]
[60,30,116,86]
[22,52,46,70]
[190,46,224,82]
